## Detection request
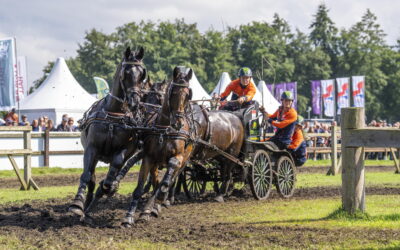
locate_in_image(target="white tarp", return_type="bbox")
[257,80,280,114]
[19,57,97,124]
[211,72,232,99]
[188,70,211,101]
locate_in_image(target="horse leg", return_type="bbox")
[139,167,161,222]
[69,146,97,217]
[121,157,151,227]
[215,163,233,203]
[114,150,144,192]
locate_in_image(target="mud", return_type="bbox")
[0,191,399,249]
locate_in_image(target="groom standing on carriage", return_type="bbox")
[218,67,257,111]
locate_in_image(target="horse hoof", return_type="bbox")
[214,196,225,203]
[69,205,85,218]
[83,214,94,225]
[138,213,150,222]
[121,217,134,227]
[162,200,171,208]
[151,204,161,217]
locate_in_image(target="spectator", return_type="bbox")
[38,117,46,131]
[46,119,56,131]
[67,117,78,132]
[19,115,30,126]
[57,117,69,131]
[4,108,18,124]
[31,119,40,132]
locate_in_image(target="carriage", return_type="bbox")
[181,102,297,200]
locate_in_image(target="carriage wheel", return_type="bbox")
[249,150,273,200]
[182,166,206,200]
[275,155,296,198]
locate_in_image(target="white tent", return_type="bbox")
[19,57,97,125]
[211,72,232,99]
[188,70,211,101]
[257,80,280,114]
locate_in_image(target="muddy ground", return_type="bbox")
[0,188,399,249]
[0,166,399,248]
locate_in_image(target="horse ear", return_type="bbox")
[125,47,131,60]
[173,66,180,80]
[140,68,147,83]
[185,68,193,81]
[136,47,144,61]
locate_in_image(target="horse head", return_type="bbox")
[167,66,193,130]
[116,46,147,112]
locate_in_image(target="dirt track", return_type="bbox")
[0,189,399,249]
[1,166,399,248]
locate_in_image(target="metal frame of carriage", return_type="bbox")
[180,102,297,200]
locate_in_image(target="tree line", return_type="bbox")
[33,4,400,122]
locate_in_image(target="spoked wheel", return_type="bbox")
[275,155,296,198]
[182,165,206,200]
[249,150,273,200]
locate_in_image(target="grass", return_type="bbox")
[297,171,400,188]
[304,159,396,167]
[0,165,141,178]
[222,195,400,229]
[0,181,138,204]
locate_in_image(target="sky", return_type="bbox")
[1,0,399,87]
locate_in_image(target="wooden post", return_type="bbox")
[341,107,365,214]
[23,130,32,189]
[327,125,338,175]
[389,148,400,173]
[44,130,50,167]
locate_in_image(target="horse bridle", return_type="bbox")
[109,60,146,105]
[167,77,191,129]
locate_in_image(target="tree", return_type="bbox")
[337,9,387,120]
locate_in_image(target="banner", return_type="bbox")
[0,37,17,109]
[311,80,321,115]
[274,83,285,103]
[336,77,350,115]
[93,77,110,99]
[16,56,26,101]
[321,79,334,117]
[266,84,274,94]
[352,76,365,107]
[285,82,297,109]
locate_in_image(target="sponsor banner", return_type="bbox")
[0,37,17,109]
[266,84,274,94]
[274,83,285,104]
[285,82,297,109]
[311,80,321,115]
[321,79,335,117]
[352,76,365,107]
[93,77,110,99]
[336,77,350,115]
[16,56,26,101]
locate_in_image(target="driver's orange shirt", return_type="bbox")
[220,78,257,101]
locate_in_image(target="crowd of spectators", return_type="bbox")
[1,109,78,132]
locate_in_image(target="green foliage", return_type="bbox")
[32,8,400,121]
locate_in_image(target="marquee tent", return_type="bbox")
[19,57,97,125]
[187,69,211,101]
[257,80,280,114]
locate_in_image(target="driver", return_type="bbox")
[262,91,297,149]
[219,67,257,111]
[288,115,307,166]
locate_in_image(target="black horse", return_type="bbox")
[69,47,148,217]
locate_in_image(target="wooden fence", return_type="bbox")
[0,126,39,190]
[341,107,400,214]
